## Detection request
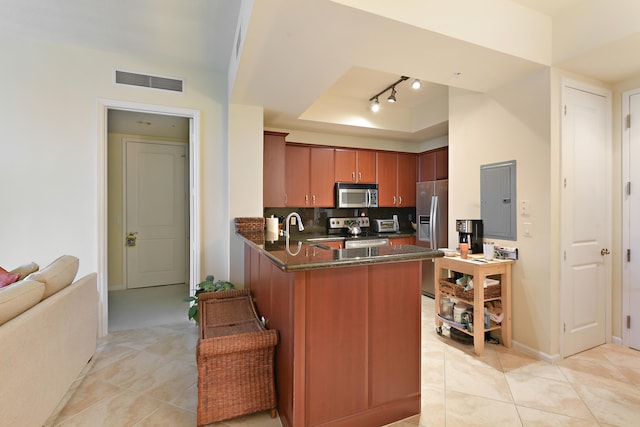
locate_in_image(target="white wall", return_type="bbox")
[448,70,553,355]
[0,32,230,314]
[228,104,264,286]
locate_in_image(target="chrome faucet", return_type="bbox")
[283,212,304,237]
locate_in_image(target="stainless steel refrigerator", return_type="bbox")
[416,180,448,297]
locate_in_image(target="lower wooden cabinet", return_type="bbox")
[245,245,421,427]
[389,237,416,246]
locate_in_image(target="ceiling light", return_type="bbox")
[367,76,411,110]
[387,87,397,103]
[411,79,421,89]
[371,98,380,112]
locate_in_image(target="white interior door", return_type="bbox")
[624,91,640,350]
[126,140,187,288]
[561,83,611,357]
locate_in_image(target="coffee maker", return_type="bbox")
[456,219,483,254]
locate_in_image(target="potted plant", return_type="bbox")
[183,275,235,323]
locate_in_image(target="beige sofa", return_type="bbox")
[0,255,98,427]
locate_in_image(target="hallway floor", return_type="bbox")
[47,296,640,426]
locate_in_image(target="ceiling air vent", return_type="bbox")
[115,70,184,93]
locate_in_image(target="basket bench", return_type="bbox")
[196,289,278,426]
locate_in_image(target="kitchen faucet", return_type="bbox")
[283,212,304,237]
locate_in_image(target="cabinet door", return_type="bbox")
[285,145,310,206]
[334,149,357,182]
[377,152,397,207]
[435,147,448,180]
[357,150,376,183]
[397,153,417,206]
[418,151,436,182]
[310,146,335,206]
[263,131,287,207]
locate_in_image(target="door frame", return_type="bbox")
[559,78,612,357]
[622,88,640,347]
[97,99,201,337]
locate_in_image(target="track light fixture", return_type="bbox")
[371,97,380,112]
[368,75,421,112]
[387,87,397,103]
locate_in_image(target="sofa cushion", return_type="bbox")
[0,267,20,288]
[0,280,45,325]
[26,255,79,299]
[9,262,39,281]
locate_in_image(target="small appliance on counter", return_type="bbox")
[327,217,390,248]
[371,218,399,233]
[456,219,483,253]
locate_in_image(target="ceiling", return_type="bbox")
[6,0,640,143]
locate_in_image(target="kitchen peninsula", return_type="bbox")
[238,230,443,427]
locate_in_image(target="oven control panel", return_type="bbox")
[328,217,370,229]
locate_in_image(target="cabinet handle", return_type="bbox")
[312,195,316,204]
[358,172,362,181]
[305,195,309,205]
[393,196,397,205]
[352,172,355,181]
[399,196,403,205]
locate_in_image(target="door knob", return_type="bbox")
[601,248,610,256]
[126,232,138,247]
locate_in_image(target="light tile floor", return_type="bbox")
[47,296,640,426]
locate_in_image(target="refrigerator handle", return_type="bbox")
[430,195,438,248]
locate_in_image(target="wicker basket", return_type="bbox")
[234,217,265,232]
[439,278,501,300]
[196,290,278,425]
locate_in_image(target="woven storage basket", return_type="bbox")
[196,290,278,425]
[439,278,501,300]
[234,217,265,232]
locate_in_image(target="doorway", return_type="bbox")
[98,100,201,336]
[560,80,612,357]
[623,88,640,350]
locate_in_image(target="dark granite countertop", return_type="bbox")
[237,230,442,272]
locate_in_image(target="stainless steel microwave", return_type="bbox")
[335,183,378,208]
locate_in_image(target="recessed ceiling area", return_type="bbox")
[108,110,189,140]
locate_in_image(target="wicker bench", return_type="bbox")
[196,289,278,426]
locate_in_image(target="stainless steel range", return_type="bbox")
[327,217,389,249]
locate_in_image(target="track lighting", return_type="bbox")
[368,75,420,111]
[371,97,380,112]
[387,87,397,103]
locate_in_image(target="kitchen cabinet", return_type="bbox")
[334,148,376,183]
[320,240,344,249]
[433,256,513,356]
[389,236,416,246]
[263,131,287,207]
[377,152,417,207]
[285,144,335,207]
[418,147,448,182]
[245,244,421,427]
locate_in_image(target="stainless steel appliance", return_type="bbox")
[456,219,483,253]
[371,218,399,233]
[335,183,378,208]
[327,216,389,248]
[416,180,448,297]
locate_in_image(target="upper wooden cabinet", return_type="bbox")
[377,152,417,207]
[334,149,376,183]
[285,144,335,207]
[418,147,448,182]
[263,131,287,207]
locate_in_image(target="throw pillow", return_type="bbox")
[0,280,45,325]
[0,267,20,288]
[26,255,79,299]
[9,262,39,280]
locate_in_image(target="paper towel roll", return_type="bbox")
[266,217,279,234]
[266,230,279,242]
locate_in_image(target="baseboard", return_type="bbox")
[612,335,623,345]
[511,340,562,364]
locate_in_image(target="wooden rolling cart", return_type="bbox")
[434,256,514,356]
